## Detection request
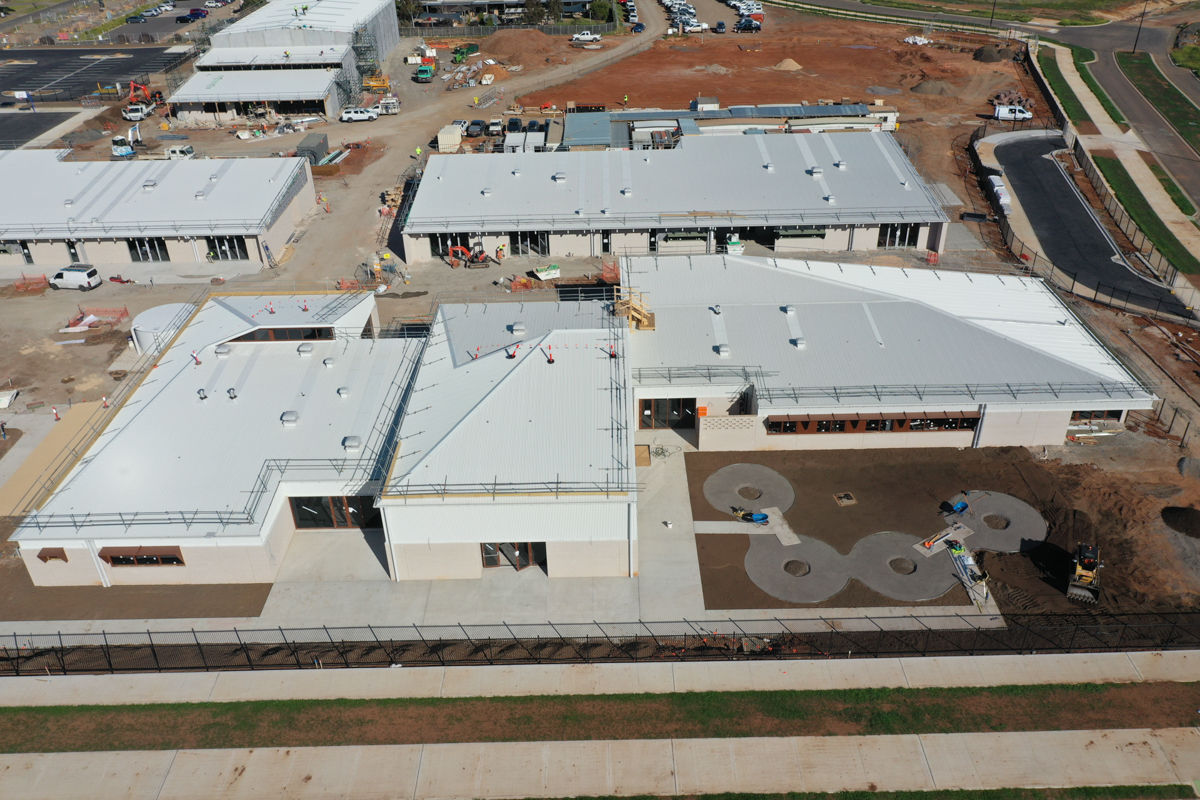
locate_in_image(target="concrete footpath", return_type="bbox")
[1,650,1195,707]
[2,728,1198,799]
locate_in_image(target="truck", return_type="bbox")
[571,30,602,42]
[371,95,400,115]
[415,64,435,83]
[487,116,503,136]
[146,145,197,160]
[121,102,157,121]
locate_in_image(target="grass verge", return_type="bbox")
[1116,51,1200,156]
[852,0,1033,22]
[1043,40,1126,125]
[1148,162,1198,217]
[1093,154,1200,274]
[547,789,1197,800]
[1058,14,1105,25]
[1038,48,1092,125]
[1171,45,1200,76]
[0,682,1197,754]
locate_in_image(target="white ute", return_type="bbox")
[571,31,602,42]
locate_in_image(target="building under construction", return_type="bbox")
[169,0,400,121]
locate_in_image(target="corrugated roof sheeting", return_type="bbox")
[625,255,1153,410]
[220,0,392,33]
[384,501,633,544]
[405,132,946,234]
[170,69,336,103]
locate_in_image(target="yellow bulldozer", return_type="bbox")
[1066,543,1103,604]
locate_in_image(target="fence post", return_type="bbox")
[192,629,210,671]
[101,631,114,674]
[279,627,302,669]
[1017,621,1031,654]
[233,629,255,670]
[56,632,68,675]
[147,631,162,672]
[324,626,350,668]
[11,634,19,676]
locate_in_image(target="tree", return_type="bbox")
[590,0,610,22]
[395,0,418,24]
[521,0,543,24]
[545,0,562,22]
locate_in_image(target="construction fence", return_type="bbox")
[3,613,1198,675]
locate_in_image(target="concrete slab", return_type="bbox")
[1126,650,1200,682]
[0,750,176,800]
[741,658,910,691]
[674,737,806,795]
[207,667,445,703]
[901,652,1143,689]
[759,505,801,546]
[920,729,1183,789]
[0,403,99,516]
[1152,727,1200,784]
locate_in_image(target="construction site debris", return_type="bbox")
[480,29,568,66]
[773,58,802,71]
[911,80,957,96]
[975,45,1017,62]
[904,35,932,45]
[992,87,1035,108]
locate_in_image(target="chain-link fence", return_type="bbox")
[3,613,1197,674]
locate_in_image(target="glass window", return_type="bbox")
[290,496,381,529]
[206,235,249,261]
[767,419,797,434]
[127,237,169,262]
[878,223,921,248]
[292,497,334,528]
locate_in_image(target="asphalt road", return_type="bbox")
[995,136,1176,306]
[0,47,171,98]
[0,110,78,147]
[108,8,206,41]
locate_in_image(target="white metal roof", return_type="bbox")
[222,0,392,34]
[197,45,351,68]
[384,301,634,501]
[625,255,1155,412]
[170,69,336,103]
[14,293,421,545]
[386,501,633,545]
[403,132,948,234]
[0,150,309,240]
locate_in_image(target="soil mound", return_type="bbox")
[1178,457,1200,480]
[911,80,957,96]
[974,45,1016,63]
[773,58,802,71]
[1161,506,1200,539]
[480,29,565,66]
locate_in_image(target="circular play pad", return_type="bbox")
[703,463,795,514]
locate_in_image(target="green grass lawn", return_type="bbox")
[1093,154,1200,274]
[1171,45,1200,76]
[1116,51,1200,155]
[1148,162,1198,217]
[1044,40,1126,125]
[1038,48,1093,126]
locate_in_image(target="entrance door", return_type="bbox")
[66,240,81,263]
[639,398,697,429]
[481,542,545,570]
[601,231,612,255]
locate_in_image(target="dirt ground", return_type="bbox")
[0,518,271,621]
[685,445,1200,616]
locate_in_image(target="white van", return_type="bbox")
[994,104,1033,121]
[49,265,102,292]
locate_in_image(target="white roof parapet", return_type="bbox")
[403,132,948,235]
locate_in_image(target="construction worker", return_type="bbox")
[496,244,505,261]
[415,146,422,158]
[206,250,215,263]
[623,94,628,106]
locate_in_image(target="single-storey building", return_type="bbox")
[0,150,314,275]
[400,132,950,262]
[624,254,1156,449]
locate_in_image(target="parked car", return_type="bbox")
[143,8,161,16]
[994,104,1033,121]
[715,20,726,32]
[631,22,645,32]
[452,119,469,133]
[188,7,209,15]
[735,19,760,31]
[204,0,223,7]
[507,117,522,133]
[339,107,379,122]
[125,14,147,22]
[571,30,602,42]
[628,12,638,22]
[176,13,197,21]
[466,119,485,136]
[49,266,101,292]
[526,119,541,132]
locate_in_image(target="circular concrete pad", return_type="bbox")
[848,531,958,602]
[745,535,850,603]
[950,491,1047,552]
[704,463,796,515]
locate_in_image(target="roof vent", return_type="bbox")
[834,160,847,170]
[342,435,362,452]
[63,199,73,207]
[323,357,335,368]
[825,194,836,205]
[512,168,520,177]
[337,386,350,398]
[511,321,526,335]
[601,207,610,215]
[765,162,775,172]
[142,180,157,191]
[281,410,299,427]
[90,218,99,226]
[297,342,314,357]
[622,187,633,196]
[481,187,492,196]
[792,337,806,350]
[809,167,823,179]
[194,192,205,201]
[209,174,219,182]
[785,305,796,316]
[717,344,731,359]
[553,172,567,183]
[214,344,232,359]
[901,179,909,187]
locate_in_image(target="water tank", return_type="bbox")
[131,303,192,356]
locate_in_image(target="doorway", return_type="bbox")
[639,398,697,429]
[66,240,82,263]
[481,542,546,571]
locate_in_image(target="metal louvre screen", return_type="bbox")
[2,613,1199,675]
[262,164,310,232]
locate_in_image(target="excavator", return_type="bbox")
[130,80,165,105]
[1066,543,1103,604]
[447,243,490,269]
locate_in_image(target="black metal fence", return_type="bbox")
[399,21,617,38]
[3,613,1198,675]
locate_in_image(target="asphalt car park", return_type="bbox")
[0,48,171,98]
[994,136,1179,307]
[0,111,79,147]
[690,0,741,32]
[104,1,234,45]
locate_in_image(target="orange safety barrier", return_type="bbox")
[510,276,534,293]
[14,273,48,293]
